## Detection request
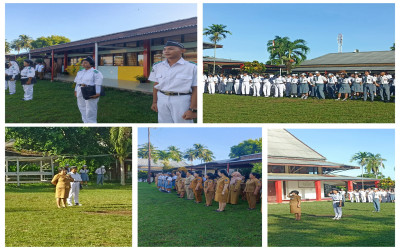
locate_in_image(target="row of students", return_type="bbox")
[203,71,395,102]
[155,170,262,212]
[346,188,395,203]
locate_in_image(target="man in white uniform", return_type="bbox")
[314,71,327,99]
[6,61,19,95]
[274,75,285,97]
[67,167,83,206]
[95,166,106,185]
[378,72,391,102]
[252,74,261,97]
[241,72,252,95]
[149,41,197,123]
[74,56,103,123]
[363,71,376,102]
[20,59,36,101]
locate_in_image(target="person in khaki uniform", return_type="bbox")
[288,190,301,220]
[191,171,203,203]
[244,172,261,210]
[215,170,230,212]
[213,172,219,202]
[175,171,181,196]
[204,173,215,206]
[51,167,74,208]
[179,172,187,198]
[228,171,243,205]
[185,171,195,200]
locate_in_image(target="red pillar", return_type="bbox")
[92,47,96,68]
[63,52,68,72]
[227,163,229,173]
[315,180,321,201]
[374,181,379,188]
[275,180,282,203]
[51,50,54,82]
[347,181,353,191]
[143,39,151,77]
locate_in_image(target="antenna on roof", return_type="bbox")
[337,33,343,53]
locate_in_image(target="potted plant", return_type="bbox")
[136,75,148,83]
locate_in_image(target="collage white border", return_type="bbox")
[1,0,399,249]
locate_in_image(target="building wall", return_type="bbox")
[98,66,144,81]
[285,181,324,200]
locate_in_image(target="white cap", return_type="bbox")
[101,165,105,168]
[315,71,320,74]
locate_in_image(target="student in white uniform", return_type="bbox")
[290,74,299,97]
[208,75,216,94]
[226,75,234,94]
[314,71,327,99]
[329,189,343,220]
[234,75,241,95]
[20,59,36,101]
[351,73,363,100]
[35,62,45,80]
[336,73,351,101]
[367,188,373,203]
[360,189,367,203]
[241,72,252,96]
[354,189,360,203]
[252,73,261,97]
[74,56,103,123]
[378,72,391,102]
[274,75,285,97]
[6,61,19,95]
[285,75,292,97]
[262,74,271,97]
[372,188,382,212]
[348,189,354,202]
[363,71,376,102]
[326,73,337,99]
[202,74,208,94]
[67,167,83,206]
[149,41,197,123]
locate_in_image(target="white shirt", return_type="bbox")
[372,191,382,199]
[242,75,252,83]
[380,75,390,85]
[68,172,82,182]
[327,76,337,84]
[148,57,197,93]
[95,168,106,175]
[274,76,284,84]
[286,77,292,83]
[314,75,327,84]
[363,75,375,84]
[79,169,89,174]
[74,67,103,93]
[291,78,299,84]
[329,193,342,202]
[20,66,35,79]
[253,77,261,84]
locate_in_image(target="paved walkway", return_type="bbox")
[46,73,154,94]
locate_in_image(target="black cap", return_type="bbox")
[24,59,34,66]
[164,40,184,49]
[82,56,95,66]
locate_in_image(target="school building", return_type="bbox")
[267,129,379,203]
[292,50,395,74]
[8,17,197,83]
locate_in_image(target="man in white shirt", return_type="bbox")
[241,72,252,96]
[314,71,327,99]
[378,72,391,102]
[67,167,83,206]
[372,188,382,212]
[95,166,106,185]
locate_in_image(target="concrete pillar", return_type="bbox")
[347,181,353,191]
[143,39,151,77]
[63,52,68,72]
[17,159,20,186]
[374,181,379,188]
[275,180,282,203]
[94,42,98,69]
[315,180,321,201]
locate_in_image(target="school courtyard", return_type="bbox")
[5,80,157,123]
[203,94,395,123]
[268,201,395,247]
[5,183,132,247]
[138,182,262,247]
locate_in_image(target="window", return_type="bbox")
[152,38,164,46]
[152,51,163,64]
[183,48,197,63]
[126,53,138,66]
[100,55,113,66]
[138,53,144,66]
[114,54,124,66]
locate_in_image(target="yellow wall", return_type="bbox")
[118,66,144,81]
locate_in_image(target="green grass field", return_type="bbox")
[138,182,262,247]
[203,94,395,123]
[5,80,157,123]
[5,183,132,247]
[268,201,395,247]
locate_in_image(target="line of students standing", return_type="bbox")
[156,169,262,212]
[203,71,395,102]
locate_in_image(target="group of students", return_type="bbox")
[155,169,262,212]
[5,59,36,100]
[203,71,395,102]
[287,187,394,221]
[346,188,395,203]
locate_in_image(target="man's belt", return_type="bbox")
[159,90,191,96]
[74,181,80,182]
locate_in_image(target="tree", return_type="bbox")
[203,24,232,74]
[110,127,132,186]
[158,150,171,170]
[267,36,309,73]
[167,146,183,162]
[350,151,371,183]
[366,153,386,178]
[251,163,262,176]
[229,138,262,158]
[201,149,215,163]
[390,43,395,51]
[31,35,71,49]
[5,40,11,53]
[18,34,33,52]
[11,39,23,54]
[138,143,159,162]
[183,148,196,165]
[378,177,395,189]
[241,61,266,74]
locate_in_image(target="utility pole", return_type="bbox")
[147,128,151,184]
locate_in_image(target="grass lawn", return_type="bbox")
[268,201,395,247]
[203,94,395,123]
[138,182,262,247]
[5,183,132,247]
[5,80,157,123]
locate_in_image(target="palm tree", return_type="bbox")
[183,148,196,165]
[350,152,371,189]
[201,149,215,163]
[5,40,11,53]
[203,24,232,74]
[158,150,171,170]
[138,143,159,162]
[109,127,132,186]
[18,34,33,52]
[267,36,309,73]
[167,146,182,162]
[11,39,23,54]
[390,43,395,51]
[366,153,386,178]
